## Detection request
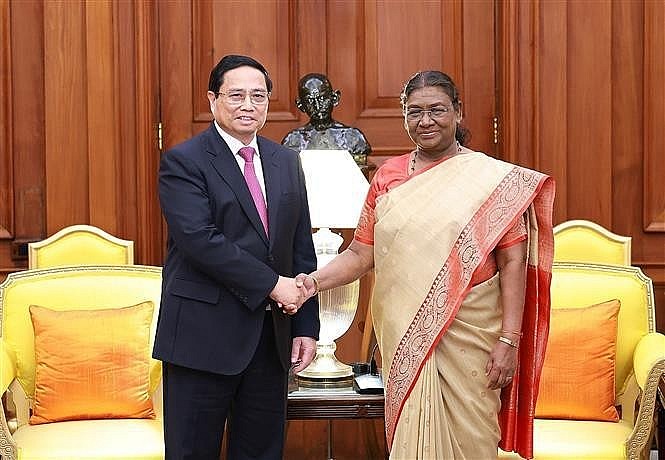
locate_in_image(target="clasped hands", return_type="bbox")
[269,274,318,315]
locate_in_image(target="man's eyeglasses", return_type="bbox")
[216,90,270,106]
[405,106,453,122]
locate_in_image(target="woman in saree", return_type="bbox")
[297,70,555,459]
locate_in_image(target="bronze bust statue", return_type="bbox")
[282,73,371,167]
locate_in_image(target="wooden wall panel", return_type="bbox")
[611,0,643,242]
[536,0,567,218]
[367,1,445,111]
[641,0,665,333]
[295,0,326,73]
[131,0,163,266]
[161,0,299,145]
[325,0,360,145]
[158,0,193,150]
[498,0,665,334]
[1,0,159,278]
[10,0,44,241]
[567,1,613,227]
[86,0,118,233]
[160,0,494,163]
[0,0,45,278]
[644,0,665,233]
[44,1,90,232]
[0,0,13,241]
[194,0,298,123]
[461,0,495,154]
[115,0,140,250]
[350,0,495,159]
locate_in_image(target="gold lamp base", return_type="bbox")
[298,227,362,388]
[297,342,353,387]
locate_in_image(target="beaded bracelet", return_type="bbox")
[498,336,519,348]
[309,274,320,295]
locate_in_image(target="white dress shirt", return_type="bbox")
[214,121,267,200]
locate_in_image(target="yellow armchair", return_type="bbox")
[500,262,664,459]
[28,225,134,269]
[0,265,164,460]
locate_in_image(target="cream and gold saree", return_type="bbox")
[372,151,555,459]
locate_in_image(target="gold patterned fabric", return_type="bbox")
[372,150,554,459]
[389,276,504,459]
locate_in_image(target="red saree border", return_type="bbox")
[498,177,555,459]
[384,165,554,456]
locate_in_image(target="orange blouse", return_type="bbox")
[355,152,527,286]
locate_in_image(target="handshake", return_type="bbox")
[269,273,319,315]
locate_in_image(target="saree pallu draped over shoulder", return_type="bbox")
[372,151,554,459]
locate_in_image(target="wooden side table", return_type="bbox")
[287,386,385,459]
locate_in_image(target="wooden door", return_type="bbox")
[157,1,495,458]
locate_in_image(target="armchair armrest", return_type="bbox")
[0,339,16,393]
[634,332,665,390]
[626,332,665,458]
[1,339,18,459]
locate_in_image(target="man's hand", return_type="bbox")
[290,336,317,373]
[270,276,304,314]
[279,273,319,315]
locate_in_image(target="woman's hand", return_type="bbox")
[295,273,318,299]
[485,340,518,390]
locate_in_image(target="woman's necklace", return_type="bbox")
[409,150,418,175]
[409,142,462,175]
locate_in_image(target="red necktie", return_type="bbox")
[238,146,269,236]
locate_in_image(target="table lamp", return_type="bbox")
[297,149,370,384]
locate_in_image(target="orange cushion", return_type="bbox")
[29,302,155,425]
[535,299,620,422]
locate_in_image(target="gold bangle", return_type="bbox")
[501,329,523,337]
[309,274,320,295]
[498,336,519,348]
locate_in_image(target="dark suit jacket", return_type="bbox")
[153,124,319,374]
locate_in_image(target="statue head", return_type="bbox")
[295,73,341,126]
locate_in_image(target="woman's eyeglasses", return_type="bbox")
[405,106,453,122]
[215,90,270,106]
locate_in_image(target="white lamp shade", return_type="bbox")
[299,149,370,229]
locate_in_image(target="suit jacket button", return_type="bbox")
[267,254,275,263]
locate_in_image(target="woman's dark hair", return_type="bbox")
[208,55,273,93]
[400,70,470,146]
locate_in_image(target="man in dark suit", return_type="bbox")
[154,54,319,460]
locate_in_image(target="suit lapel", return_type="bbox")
[259,137,281,249]
[206,125,269,246]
